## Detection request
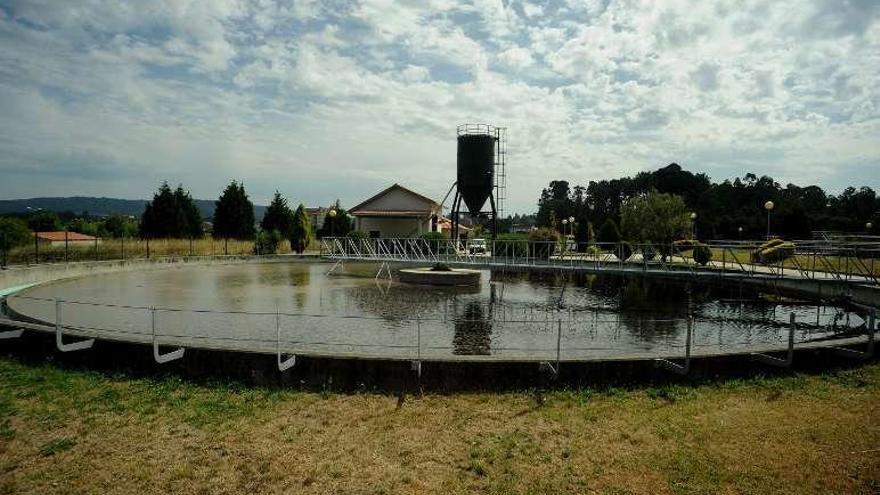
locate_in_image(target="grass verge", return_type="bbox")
[1,357,879,494]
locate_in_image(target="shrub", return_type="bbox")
[693,243,712,265]
[753,242,796,264]
[528,227,559,259]
[253,230,282,255]
[0,217,31,251]
[750,238,791,263]
[347,230,368,241]
[673,239,699,251]
[597,219,621,245]
[493,233,528,258]
[421,231,447,254]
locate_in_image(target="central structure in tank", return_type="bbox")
[449,124,506,241]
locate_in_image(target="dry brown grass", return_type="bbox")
[1,359,879,494]
[4,237,324,264]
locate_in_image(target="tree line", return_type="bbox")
[137,180,353,253]
[535,163,879,241]
[0,181,354,254]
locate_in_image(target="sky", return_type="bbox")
[0,0,878,214]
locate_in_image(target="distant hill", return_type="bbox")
[0,197,267,220]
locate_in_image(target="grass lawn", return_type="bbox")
[1,357,879,494]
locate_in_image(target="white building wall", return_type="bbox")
[355,217,433,238]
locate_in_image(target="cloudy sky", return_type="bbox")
[0,0,878,213]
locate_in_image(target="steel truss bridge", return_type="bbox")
[320,237,880,287]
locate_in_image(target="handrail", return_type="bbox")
[319,237,880,286]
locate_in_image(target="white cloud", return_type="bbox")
[0,0,877,213]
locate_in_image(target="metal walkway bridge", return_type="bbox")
[320,237,880,287]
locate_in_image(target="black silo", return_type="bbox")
[456,133,496,214]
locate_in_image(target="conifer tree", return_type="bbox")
[290,204,313,254]
[260,191,294,239]
[213,181,255,240]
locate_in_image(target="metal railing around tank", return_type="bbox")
[320,237,880,286]
[1,293,876,378]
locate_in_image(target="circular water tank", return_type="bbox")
[457,133,495,214]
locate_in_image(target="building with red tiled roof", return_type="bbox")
[34,231,101,247]
[349,184,441,238]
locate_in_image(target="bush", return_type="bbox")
[0,217,31,251]
[673,239,699,251]
[347,230,368,241]
[493,233,528,258]
[616,242,633,262]
[750,238,791,263]
[597,219,621,245]
[421,231,447,254]
[693,243,712,265]
[528,227,559,259]
[254,230,282,255]
[752,242,795,264]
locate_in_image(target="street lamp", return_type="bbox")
[689,212,697,239]
[738,226,743,240]
[561,218,568,237]
[764,201,774,239]
[867,222,873,232]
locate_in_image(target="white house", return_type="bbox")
[350,184,441,238]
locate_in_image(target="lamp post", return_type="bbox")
[568,216,575,250]
[867,222,873,232]
[689,212,697,239]
[764,201,774,239]
[561,219,569,247]
[738,226,743,240]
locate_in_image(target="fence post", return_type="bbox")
[121,234,125,261]
[33,230,38,264]
[277,305,296,371]
[654,316,692,375]
[56,298,95,352]
[146,237,150,259]
[151,306,185,364]
[64,229,69,263]
[94,235,98,261]
[189,236,193,257]
[411,317,422,378]
[751,313,795,367]
[556,318,562,370]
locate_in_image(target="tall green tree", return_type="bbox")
[260,191,294,238]
[290,204,313,254]
[620,191,690,245]
[213,181,256,240]
[174,185,204,238]
[596,218,621,244]
[101,214,138,238]
[139,182,204,238]
[26,211,62,232]
[318,199,353,237]
[0,217,30,250]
